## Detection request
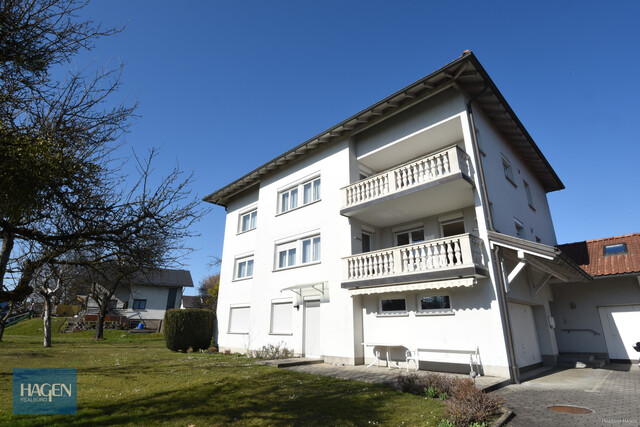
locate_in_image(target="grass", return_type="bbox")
[0,318,444,426]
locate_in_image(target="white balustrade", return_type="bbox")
[343,145,471,208]
[344,234,486,281]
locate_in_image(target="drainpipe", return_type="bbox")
[465,96,520,384]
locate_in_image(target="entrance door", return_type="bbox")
[304,300,321,357]
[509,302,542,368]
[598,305,640,360]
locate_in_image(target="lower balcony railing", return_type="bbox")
[344,233,486,282]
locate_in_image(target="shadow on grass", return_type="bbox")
[11,372,397,426]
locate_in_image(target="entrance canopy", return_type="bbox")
[348,277,475,296]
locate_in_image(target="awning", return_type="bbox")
[348,277,476,296]
[280,282,327,297]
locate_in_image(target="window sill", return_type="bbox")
[236,228,256,236]
[269,332,293,336]
[273,261,321,272]
[528,204,536,212]
[276,199,321,217]
[376,312,409,318]
[416,310,454,316]
[232,276,253,282]
[228,332,249,335]
[505,176,518,188]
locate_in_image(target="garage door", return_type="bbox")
[598,305,640,360]
[509,302,542,368]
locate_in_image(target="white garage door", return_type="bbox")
[598,305,640,360]
[509,302,542,368]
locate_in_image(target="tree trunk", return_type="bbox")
[43,296,52,347]
[0,322,5,342]
[94,310,106,340]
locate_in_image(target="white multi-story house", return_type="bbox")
[204,51,591,382]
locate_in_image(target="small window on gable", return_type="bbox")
[239,209,257,233]
[603,243,627,256]
[524,181,534,209]
[514,218,524,238]
[502,156,516,185]
[380,298,406,313]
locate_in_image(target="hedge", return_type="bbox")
[163,309,214,352]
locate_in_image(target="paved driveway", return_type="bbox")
[493,364,640,426]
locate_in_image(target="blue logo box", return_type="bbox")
[13,369,77,414]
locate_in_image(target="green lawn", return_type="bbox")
[0,318,444,426]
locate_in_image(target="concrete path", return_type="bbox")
[492,364,640,426]
[280,362,509,391]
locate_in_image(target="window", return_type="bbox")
[514,219,524,238]
[133,299,146,310]
[441,218,465,237]
[235,256,254,279]
[502,156,516,185]
[604,243,627,256]
[380,298,406,313]
[270,301,293,334]
[276,235,321,269]
[228,306,250,334]
[279,177,321,213]
[239,209,257,232]
[166,288,177,309]
[108,299,118,309]
[419,295,451,312]
[524,181,534,209]
[395,228,425,246]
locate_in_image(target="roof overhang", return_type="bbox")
[488,231,591,289]
[204,51,564,207]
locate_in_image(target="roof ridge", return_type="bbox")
[558,233,640,246]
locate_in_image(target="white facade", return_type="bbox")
[207,52,587,381]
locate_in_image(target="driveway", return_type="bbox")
[492,364,640,426]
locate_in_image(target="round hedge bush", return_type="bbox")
[163,308,214,352]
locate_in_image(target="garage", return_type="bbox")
[509,302,542,369]
[598,305,640,361]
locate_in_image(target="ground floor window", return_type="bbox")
[270,301,293,334]
[133,299,147,310]
[228,305,250,334]
[418,295,452,314]
[380,298,407,314]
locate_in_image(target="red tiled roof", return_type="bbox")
[558,233,640,277]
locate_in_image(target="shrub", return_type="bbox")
[163,309,214,352]
[445,379,503,426]
[398,373,456,397]
[248,342,294,359]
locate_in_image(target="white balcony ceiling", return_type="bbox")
[357,116,464,172]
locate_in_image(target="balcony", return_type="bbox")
[341,145,474,227]
[342,233,489,289]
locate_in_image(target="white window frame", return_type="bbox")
[269,300,293,335]
[502,156,516,186]
[238,208,257,233]
[440,217,465,238]
[416,294,453,316]
[523,180,535,210]
[395,227,425,246]
[278,175,321,214]
[234,255,255,280]
[275,235,321,270]
[378,297,408,316]
[228,305,250,334]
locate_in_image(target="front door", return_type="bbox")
[304,300,321,357]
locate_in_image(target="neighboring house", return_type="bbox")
[86,268,194,329]
[552,234,640,363]
[203,51,596,382]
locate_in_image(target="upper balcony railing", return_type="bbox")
[343,145,471,209]
[343,233,486,282]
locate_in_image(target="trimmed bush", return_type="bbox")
[163,309,214,352]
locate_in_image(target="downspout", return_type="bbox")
[465,93,520,384]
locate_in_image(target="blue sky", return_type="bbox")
[76,1,639,293]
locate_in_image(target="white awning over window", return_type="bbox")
[348,278,476,296]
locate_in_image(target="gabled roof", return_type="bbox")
[204,50,564,207]
[131,269,194,288]
[558,233,640,277]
